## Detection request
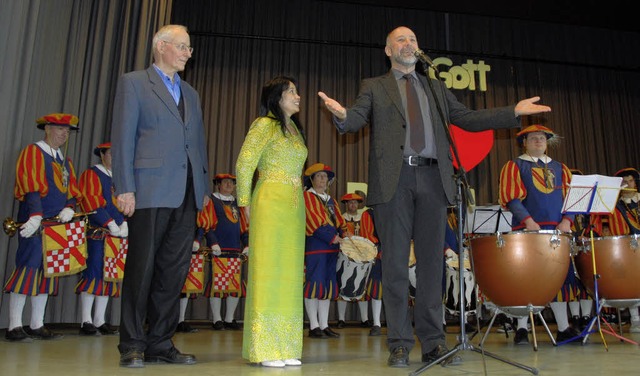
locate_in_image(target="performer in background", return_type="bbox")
[499,125,577,344]
[4,113,82,342]
[304,163,351,339]
[76,142,125,336]
[175,191,219,334]
[237,76,307,367]
[604,168,640,332]
[318,26,550,367]
[204,174,249,331]
[111,24,210,368]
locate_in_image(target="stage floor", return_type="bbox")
[1,321,638,375]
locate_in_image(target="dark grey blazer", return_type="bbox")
[111,66,209,210]
[339,70,519,206]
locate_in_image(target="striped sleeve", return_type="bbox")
[360,210,379,244]
[498,160,526,207]
[14,144,48,200]
[78,169,105,212]
[304,191,329,236]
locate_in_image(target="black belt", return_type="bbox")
[404,156,438,166]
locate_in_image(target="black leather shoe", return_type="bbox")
[79,322,98,336]
[361,319,373,328]
[176,321,198,333]
[336,320,346,329]
[24,326,64,340]
[387,346,409,367]
[323,327,340,338]
[145,347,196,365]
[5,327,32,342]
[369,325,382,336]
[224,320,241,330]
[97,324,119,335]
[556,327,580,343]
[212,321,225,330]
[308,327,327,338]
[514,328,529,345]
[120,349,145,368]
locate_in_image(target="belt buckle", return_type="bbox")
[407,155,419,166]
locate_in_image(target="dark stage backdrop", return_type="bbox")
[0,0,638,326]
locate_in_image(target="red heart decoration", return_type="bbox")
[449,125,494,171]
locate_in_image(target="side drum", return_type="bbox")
[574,235,640,300]
[469,230,571,307]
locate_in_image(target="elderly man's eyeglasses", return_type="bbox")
[161,40,193,54]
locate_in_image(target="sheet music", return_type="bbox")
[562,174,622,214]
[471,205,513,234]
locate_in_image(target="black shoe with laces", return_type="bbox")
[5,327,32,342]
[422,345,462,366]
[212,321,225,330]
[336,320,346,329]
[224,320,241,330]
[388,346,409,367]
[556,327,581,343]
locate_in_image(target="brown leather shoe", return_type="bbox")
[388,346,409,367]
[422,345,462,366]
[145,347,196,365]
[119,349,145,368]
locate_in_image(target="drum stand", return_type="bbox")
[479,305,557,351]
[556,231,639,347]
[410,175,539,375]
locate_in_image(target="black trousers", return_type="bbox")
[118,178,197,355]
[376,163,448,355]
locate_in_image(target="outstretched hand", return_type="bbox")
[515,96,552,116]
[318,91,347,120]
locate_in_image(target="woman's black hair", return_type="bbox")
[259,76,306,142]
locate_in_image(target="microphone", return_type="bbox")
[414,49,437,71]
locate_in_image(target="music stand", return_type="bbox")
[555,174,639,348]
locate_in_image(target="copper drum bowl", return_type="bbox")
[470,230,571,307]
[573,235,640,300]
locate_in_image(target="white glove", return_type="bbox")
[57,207,75,223]
[242,247,249,256]
[19,215,42,238]
[211,244,222,256]
[118,221,128,237]
[107,220,121,237]
[192,240,201,253]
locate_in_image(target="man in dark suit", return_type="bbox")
[318,26,551,368]
[111,24,210,368]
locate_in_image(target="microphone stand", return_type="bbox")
[410,55,538,375]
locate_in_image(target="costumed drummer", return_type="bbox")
[204,173,249,331]
[594,168,640,333]
[4,113,82,342]
[76,142,125,336]
[337,193,384,336]
[304,163,351,338]
[499,124,577,345]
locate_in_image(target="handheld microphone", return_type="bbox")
[414,49,437,71]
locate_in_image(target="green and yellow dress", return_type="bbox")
[236,115,307,363]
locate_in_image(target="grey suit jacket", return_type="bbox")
[111,66,209,210]
[339,70,520,206]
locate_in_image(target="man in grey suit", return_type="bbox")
[318,26,551,368]
[111,24,210,368]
